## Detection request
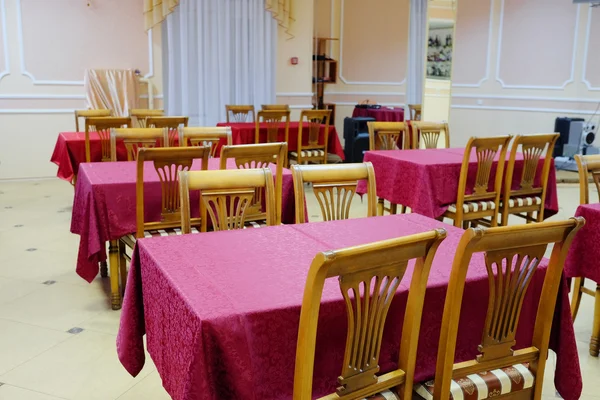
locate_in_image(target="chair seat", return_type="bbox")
[447,200,496,214]
[414,363,534,400]
[502,196,542,208]
[290,149,326,158]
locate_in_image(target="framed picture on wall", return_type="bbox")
[426,27,453,80]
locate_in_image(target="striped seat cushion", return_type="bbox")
[290,149,326,158]
[414,363,534,400]
[124,221,266,243]
[504,196,542,208]
[447,200,496,214]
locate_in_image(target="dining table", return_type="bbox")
[216,122,345,160]
[116,213,580,400]
[352,106,405,122]
[357,148,559,219]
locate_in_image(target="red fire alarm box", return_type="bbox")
[290,57,299,65]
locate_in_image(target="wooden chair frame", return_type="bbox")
[226,105,255,123]
[442,135,512,228]
[179,126,233,157]
[367,121,410,151]
[179,168,276,233]
[291,162,377,223]
[255,110,291,150]
[429,218,583,400]
[290,109,331,165]
[411,121,450,149]
[408,104,421,121]
[84,117,131,163]
[293,229,447,400]
[219,143,287,225]
[261,104,290,111]
[110,128,167,161]
[75,109,112,132]
[571,154,600,356]
[500,134,558,226]
[129,109,164,127]
[146,116,189,147]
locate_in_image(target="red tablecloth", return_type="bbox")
[116,213,580,400]
[358,148,559,219]
[565,203,600,282]
[216,122,345,159]
[51,132,129,182]
[352,106,405,122]
[70,159,296,282]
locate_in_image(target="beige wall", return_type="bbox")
[0,0,162,180]
[450,0,600,146]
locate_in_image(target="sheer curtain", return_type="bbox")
[406,0,428,108]
[163,0,276,126]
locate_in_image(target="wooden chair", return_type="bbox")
[411,122,450,149]
[129,109,164,127]
[408,104,422,121]
[571,154,600,356]
[255,110,290,150]
[291,163,377,223]
[75,109,112,132]
[226,105,255,122]
[84,117,131,163]
[414,218,584,400]
[367,121,410,150]
[146,116,189,147]
[293,228,447,400]
[179,127,233,157]
[113,146,210,309]
[179,168,276,233]
[261,104,290,111]
[110,128,167,161]
[441,135,512,228]
[220,143,287,225]
[499,134,559,226]
[289,110,331,166]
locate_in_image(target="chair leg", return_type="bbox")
[571,277,584,321]
[526,211,534,224]
[399,205,405,214]
[108,240,122,310]
[377,198,385,216]
[590,284,600,357]
[100,261,108,278]
[461,220,469,229]
[118,241,128,296]
[390,203,398,214]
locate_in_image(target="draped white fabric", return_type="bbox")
[406,0,428,109]
[163,0,276,126]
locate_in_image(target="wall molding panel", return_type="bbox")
[452,104,599,115]
[0,0,10,82]
[495,1,580,90]
[582,8,600,91]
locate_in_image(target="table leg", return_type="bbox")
[571,277,583,321]
[100,262,108,278]
[377,198,385,216]
[590,284,600,357]
[118,241,128,296]
[390,203,397,214]
[108,240,122,310]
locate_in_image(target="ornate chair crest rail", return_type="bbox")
[261,104,290,111]
[255,110,291,150]
[179,126,233,157]
[226,105,256,123]
[84,116,131,163]
[367,121,410,151]
[109,128,167,161]
[290,109,332,166]
[75,109,112,132]
[410,121,450,149]
[129,109,165,127]
[146,116,189,147]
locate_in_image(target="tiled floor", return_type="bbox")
[0,178,598,399]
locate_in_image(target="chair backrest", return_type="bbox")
[226,105,255,123]
[575,154,600,204]
[179,127,233,157]
[179,168,276,232]
[110,128,167,161]
[146,116,189,147]
[262,104,290,111]
[293,229,447,400]
[503,133,558,205]
[129,109,165,127]
[411,121,450,149]
[431,218,584,400]
[256,110,291,145]
[298,109,331,152]
[84,117,131,162]
[291,162,377,223]
[135,147,210,238]
[408,104,421,121]
[455,135,512,213]
[220,142,287,224]
[367,121,409,150]
[75,109,112,132]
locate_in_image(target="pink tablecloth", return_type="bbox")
[216,122,345,160]
[358,148,559,219]
[70,159,296,282]
[116,213,580,400]
[565,203,600,282]
[352,106,405,122]
[51,132,129,182]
